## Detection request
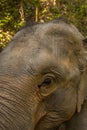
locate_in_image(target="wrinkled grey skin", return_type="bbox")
[0,19,87,130]
[64,68,87,130]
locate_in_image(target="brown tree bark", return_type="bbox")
[35,6,39,22]
[19,0,25,22]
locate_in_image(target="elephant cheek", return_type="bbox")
[58,92,77,121]
[43,87,77,127]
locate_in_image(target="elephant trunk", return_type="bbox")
[0,82,36,130]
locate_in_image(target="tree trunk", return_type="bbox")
[35,6,39,22]
[19,0,25,22]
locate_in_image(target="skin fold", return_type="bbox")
[0,18,87,130]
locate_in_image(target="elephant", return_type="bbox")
[0,18,87,130]
[63,68,87,130]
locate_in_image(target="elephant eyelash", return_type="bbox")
[50,68,66,80]
[53,72,65,82]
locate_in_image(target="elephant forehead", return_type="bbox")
[34,51,68,66]
[32,49,79,76]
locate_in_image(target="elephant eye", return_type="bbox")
[38,75,56,96]
[43,77,52,85]
[38,77,52,88]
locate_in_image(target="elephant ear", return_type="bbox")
[77,38,87,112]
[77,70,87,112]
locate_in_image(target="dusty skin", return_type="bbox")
[0,18,87,130]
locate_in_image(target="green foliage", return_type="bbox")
[0,0,87,51]
[0,0,25,50]
[65,0,87,35]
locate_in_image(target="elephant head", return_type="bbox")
[0,19,87,130]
